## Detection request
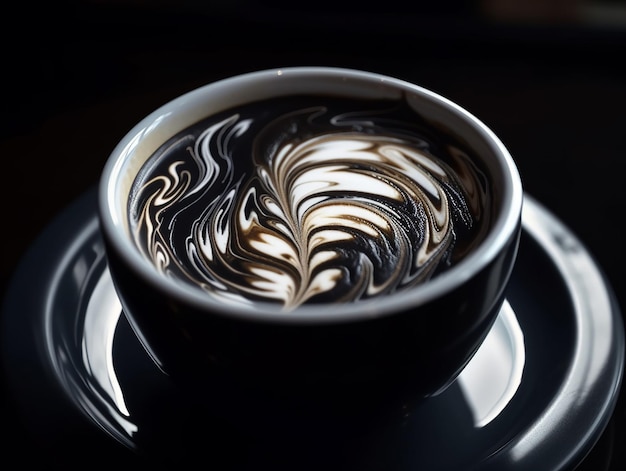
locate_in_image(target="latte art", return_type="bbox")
[129,96,491,309]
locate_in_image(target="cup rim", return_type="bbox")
[98,66,523,324]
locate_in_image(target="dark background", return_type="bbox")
[1,0,626,469]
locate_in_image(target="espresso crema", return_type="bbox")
[129,95,491,310]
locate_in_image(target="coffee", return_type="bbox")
[128,95,492,310]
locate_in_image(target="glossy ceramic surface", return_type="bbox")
[98,68,523,408]
[1,187,623,470]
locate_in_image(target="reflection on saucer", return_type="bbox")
[457,300,525,428]
[81,267,134,432]
[42,220,138,449]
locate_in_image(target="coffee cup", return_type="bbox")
[98,66,523,431]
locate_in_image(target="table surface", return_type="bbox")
[1,2,626,469]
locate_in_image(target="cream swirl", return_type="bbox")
[130,98,490,310]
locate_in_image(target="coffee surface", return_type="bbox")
[129,95,491,309]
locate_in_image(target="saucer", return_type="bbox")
[1,187,624,470]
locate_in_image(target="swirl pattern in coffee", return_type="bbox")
[129,96,491,310]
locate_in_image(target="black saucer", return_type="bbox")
[1,187,624,470]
